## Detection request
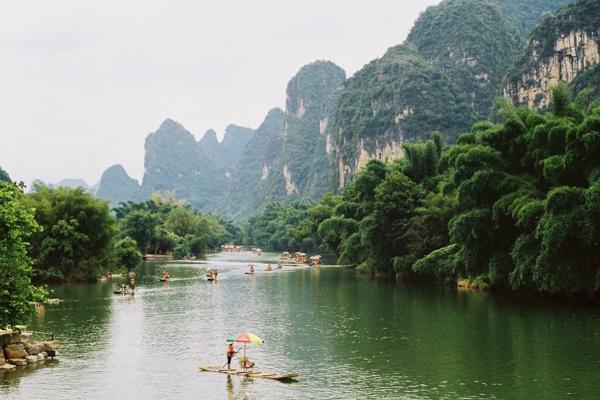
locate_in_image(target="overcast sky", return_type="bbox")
[1,0,440,185]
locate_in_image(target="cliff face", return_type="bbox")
[505,0,600,108]
[224,108,285,218]
[331,0,578,188]
[280,61,346,198]
[332,44,476,188]
[95,164,143,207]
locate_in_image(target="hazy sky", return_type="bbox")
[1,0,440,185]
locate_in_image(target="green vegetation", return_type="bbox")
[225,108,286,218]
[0,182,44,327]
[506,0,600,95]
[95,164,143,208]
[141,119,228,212]
[281,61,346,200]
[251,86,600,299]
[0,181,239,286]
[407,0,520,118]
[23,183,119,281]
[495,0,571,40]
[572,65,600,104]
[0,167,10,182]
[245,194,340,253]
[115,193,240,259]
[334,44,476,168]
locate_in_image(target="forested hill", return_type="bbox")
[247,85,600,299]
[495,0,572,40]
[93,0,589,218]
[96,164,144,207]
[332,0,573,187]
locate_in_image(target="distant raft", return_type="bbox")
[198,365,299,382]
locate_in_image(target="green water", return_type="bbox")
[1,252,600,399]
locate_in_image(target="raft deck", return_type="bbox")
[198,365,299,382]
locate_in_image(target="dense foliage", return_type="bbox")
[334,44,476,167]
[0,167,10,183]
[407,0,520,118]
[245,194,341,254]
[23,183,119,281]
[115,193,240,259]
[495,0,571,40]
[0,182,42,327]
[251,86,600,298]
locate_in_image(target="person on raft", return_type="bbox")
[226,342,236,370]
[243,358,255,369]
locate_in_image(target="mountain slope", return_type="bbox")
[504,0,600,108]
[333,44,477,187]
[50,178,92,191]
[496,0,573,40]
[96,164,143,207]
[279,60,346,198]
[224,108,285,218]
[141,119,227,211]
[198,125,253,172]
[407,0,520,118]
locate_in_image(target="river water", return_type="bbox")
[1,252,600,399]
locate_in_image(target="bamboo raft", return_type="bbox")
[198,365,299,382]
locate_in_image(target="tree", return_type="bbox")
[23,184,117,281]
[114,237,143,271]
[0,182,40,326]
[0,167,10,183]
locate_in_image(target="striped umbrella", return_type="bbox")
[227,332,264,368]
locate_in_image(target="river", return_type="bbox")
[1,252,600,399]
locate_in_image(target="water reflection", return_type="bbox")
[1,253,600,399]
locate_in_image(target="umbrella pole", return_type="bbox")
[243,343,246,369]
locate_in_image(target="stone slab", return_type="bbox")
[25,355,38,364]
[8,359,27,366]
[4,344,27,359]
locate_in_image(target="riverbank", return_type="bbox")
[0,329,58,371]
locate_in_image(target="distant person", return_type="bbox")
[276,263,282,269]
[250,264,255,273]
[266,264,272,271]
[130,278,136,291]
[226,342,237,370]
